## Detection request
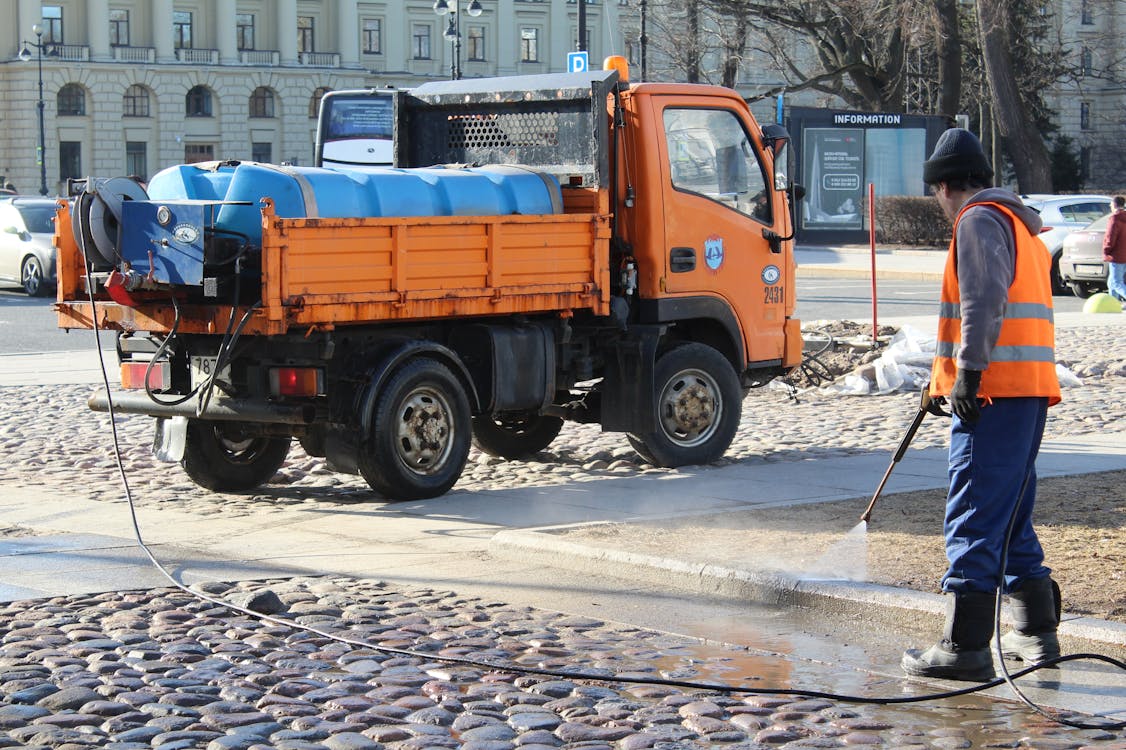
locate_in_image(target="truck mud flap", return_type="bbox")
[601,326,660,433]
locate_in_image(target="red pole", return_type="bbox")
[869,182,878,345]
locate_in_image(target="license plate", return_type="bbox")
[190,356,230,389]
[1077,264,1104,274]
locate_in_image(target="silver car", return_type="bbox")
[0,197,58,296]
[1021,193,1111,294]
[1059,213,1110,298]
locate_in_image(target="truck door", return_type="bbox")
[656,103,787,364]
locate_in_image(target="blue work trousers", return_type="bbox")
[942,397,1051,595]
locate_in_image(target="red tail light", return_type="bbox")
[269,367,324,397]
[1039,226,1053,234]
[121,361,170,391]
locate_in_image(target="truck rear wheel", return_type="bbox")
[627,343,741,468]
[358,358,471,500]
[472,412,564,459]
[181,420,291,492]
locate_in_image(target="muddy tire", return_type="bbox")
[472,412,564,459]
[358,358,471,500]
[627,343,742,468]
[181,420,291,492]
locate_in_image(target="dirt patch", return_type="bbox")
[560,470,1126,622]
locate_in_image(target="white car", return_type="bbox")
[0,197,59,296]
[1021,194,1111,294]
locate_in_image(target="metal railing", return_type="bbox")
[51,44,89,62]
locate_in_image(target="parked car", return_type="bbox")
[0,197,58,296]
[1058,212,1111,298]
[1020,194,1111,294]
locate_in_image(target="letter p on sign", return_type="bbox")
[567,51,589,73]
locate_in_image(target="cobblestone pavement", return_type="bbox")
[1,326,1124,748]
[1,576,1123,750]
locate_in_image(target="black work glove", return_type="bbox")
[949,368,983,424]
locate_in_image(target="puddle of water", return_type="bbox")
[799,520,869,582]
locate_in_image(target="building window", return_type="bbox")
[1080,47,1092,77]
[252,142,272,163]
[626,40,637,64]
[59,141,81,182]
[249,87,275,118]
[186,85,213,117]
[109,9,129,46]
[42,6,63,44]
[520,28,539,62]
[174,11,192,49]
[1080,146,1091,180]
[298,16,315,53]
[125,142,147,180]
[1080,0,1093,24]
[1080,101,1090,130]
[237,13,255,50]
[184,144,215,164]
[412,24,431,59]
[467,26,485,61]
[123,84,150,117]
[363,18,382,54]
[310,86,332,118]
[57,84,86,116]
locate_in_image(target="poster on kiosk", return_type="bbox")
[803,128,865,231]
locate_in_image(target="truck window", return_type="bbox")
[663,108,771,223]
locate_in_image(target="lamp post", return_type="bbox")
[434,0,482,80]
[18,24,52,196]
[639,0,648,81]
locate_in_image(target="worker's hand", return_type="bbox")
[949,368,983,424]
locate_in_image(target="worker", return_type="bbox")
[901,129,1062,681]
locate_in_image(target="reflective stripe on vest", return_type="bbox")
[930,201,1061,406]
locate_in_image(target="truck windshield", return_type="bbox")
[664,108,770,223]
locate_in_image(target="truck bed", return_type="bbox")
[56,194,612,336]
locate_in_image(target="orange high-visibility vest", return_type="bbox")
[930,201,1061,406]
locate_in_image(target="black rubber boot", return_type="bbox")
[1000,576,1061,666]
[902,591,997,681]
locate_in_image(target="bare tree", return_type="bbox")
[976,0,1052,192]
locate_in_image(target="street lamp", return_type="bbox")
[19,24,53,196]
[434,0,482,80]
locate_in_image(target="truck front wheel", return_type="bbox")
[472,412,564,459]
[181,420,291,492]
[628,343,741,468]
[358,358,471,500]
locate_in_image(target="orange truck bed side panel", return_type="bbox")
[55,200,612,336]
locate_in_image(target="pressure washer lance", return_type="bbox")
[860,383,949,523]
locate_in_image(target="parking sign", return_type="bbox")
[567,51,589,73]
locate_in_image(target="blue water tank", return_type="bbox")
[146,162,563,247]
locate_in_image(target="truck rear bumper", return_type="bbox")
[88,388,316,425]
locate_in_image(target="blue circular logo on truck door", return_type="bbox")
[761,264,780,284]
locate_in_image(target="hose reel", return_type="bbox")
[72,176,149,270]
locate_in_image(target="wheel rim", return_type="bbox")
[657,367,722,447]
[22,259,41,295]
[212,426,268,465]
[394,384,456,476]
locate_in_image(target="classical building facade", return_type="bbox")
[0,0,1121,195]
[0,0,629,194]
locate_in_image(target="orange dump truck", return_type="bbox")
[56,63,802,500]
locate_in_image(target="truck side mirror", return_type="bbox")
[760,124,790,157]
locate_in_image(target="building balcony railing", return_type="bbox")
[52,44,89,62]
[299,51,340,67]
[112,46,155,63]
[175,48,219,64]
[240,49,280,65]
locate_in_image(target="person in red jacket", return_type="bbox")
[1102,195,1126,307]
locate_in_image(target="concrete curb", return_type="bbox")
[490,528,1126,658]
[796,266,943,282]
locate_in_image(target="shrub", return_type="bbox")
[873,196,951,246]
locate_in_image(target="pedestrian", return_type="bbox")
[1101,195,1126,308]
[2,181,15,194]
[901,128,1062,682]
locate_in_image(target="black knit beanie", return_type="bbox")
[922,128,994,184]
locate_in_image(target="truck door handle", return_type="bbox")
[669,247,696,273]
